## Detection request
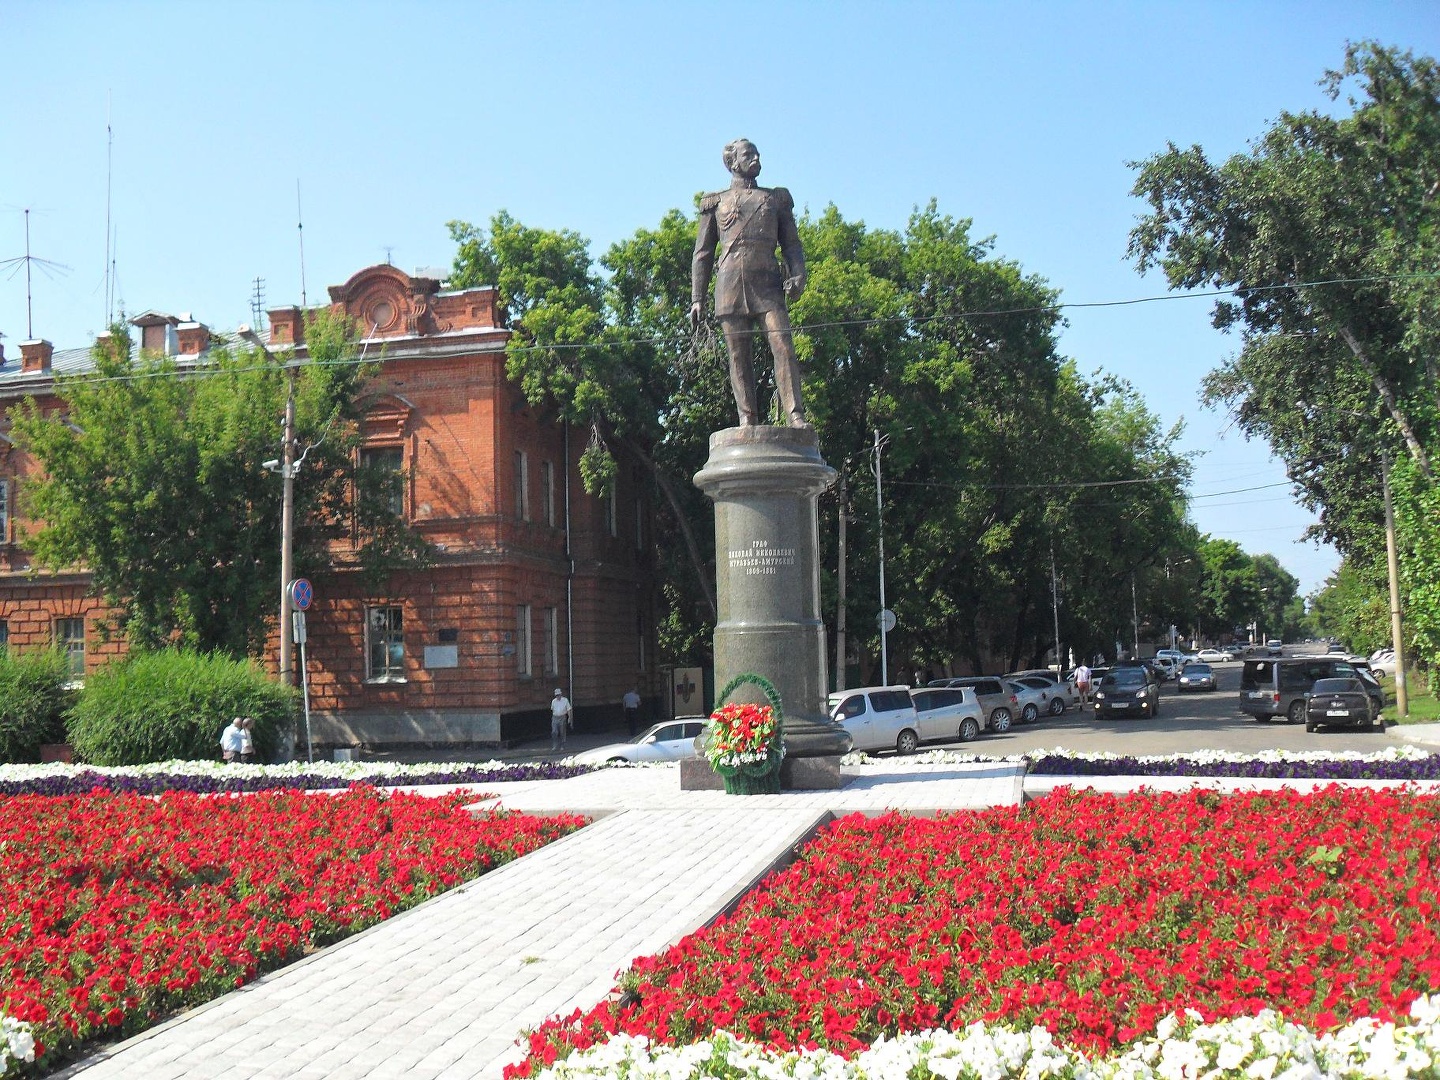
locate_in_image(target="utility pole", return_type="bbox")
[873,430,889,686]
[1131,575,1139,659]
[278,369,297,686]
[835,470,847,693]
[1381,450,1409,715]
[1050,545,1061,673]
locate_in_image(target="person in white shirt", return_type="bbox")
[238,717,255,764]
[622,688,641,736]
[220,718,244,763]
[550,689,573,752]
[1073,664,1093,708]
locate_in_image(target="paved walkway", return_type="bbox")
[59,760,1025,1079]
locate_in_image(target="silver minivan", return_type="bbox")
[828,686,920,754]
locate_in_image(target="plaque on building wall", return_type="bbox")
[671,667,704,718]
[423,645,459,669]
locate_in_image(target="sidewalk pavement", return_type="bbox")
[59,752,1439,1079]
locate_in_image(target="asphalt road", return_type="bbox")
[962,651,1392,757]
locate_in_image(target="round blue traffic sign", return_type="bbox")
[289,578,313,611]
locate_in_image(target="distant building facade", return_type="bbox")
[0,264,660,746]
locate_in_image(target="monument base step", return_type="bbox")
[678,756,844,791]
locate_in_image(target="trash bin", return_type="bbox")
[333,748,360,762]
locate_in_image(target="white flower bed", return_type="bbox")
[840,745,1437,767]
[0,758,534,785]
[0,1012,35,1078]
[529,996,1440,1079]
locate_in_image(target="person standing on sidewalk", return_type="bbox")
[622,687,641,736]
[1074,663,1092,709]
[550,689,573,753]
[220,717,244,763]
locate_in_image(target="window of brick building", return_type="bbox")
[515,605,532,676]
[514,451,530,521]
[366,606,405,682]
[634,495,644,550]
[360,446,405,516]
[54,618,85,683]
[543,606,559,676]
[0,477,11,543]
[606,490,618,538]
[0,619,8,653]
[541,461,555,527]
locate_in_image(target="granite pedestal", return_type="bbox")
[690,426,851,776]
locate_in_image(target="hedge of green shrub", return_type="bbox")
[0,648,73,763]
[67,650,299,765]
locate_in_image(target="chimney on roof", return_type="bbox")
[0,340,6,367]
[20,339,53,374]
[176,320,210,355]
[130,311,181,356]
[267,306,305,347]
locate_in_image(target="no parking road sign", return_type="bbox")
[288,578,313,611]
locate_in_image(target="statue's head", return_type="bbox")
[722,139,761,180]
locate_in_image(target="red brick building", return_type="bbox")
[0,264,660,747]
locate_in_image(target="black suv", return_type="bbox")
[1240,656,1384,723]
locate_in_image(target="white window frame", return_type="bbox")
[606,490,618,538]
[543,606,559,676]
[514,451,530,521]
[541,461,555,527]
[516,604,532,676]
[54,617,85,684]
[0,477,9,544]
[366,605,406,683]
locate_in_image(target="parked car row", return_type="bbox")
[1240,655,1385,726]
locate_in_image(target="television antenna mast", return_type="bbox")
[1,208,72,339]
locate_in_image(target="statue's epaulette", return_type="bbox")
[699,191,723,213]
[770,187,794,211]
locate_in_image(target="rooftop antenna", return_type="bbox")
[296,179,307,310]
[250,276,267,331]
[382,245,394,266]
[1,208,72,339]
[104,90,114,325]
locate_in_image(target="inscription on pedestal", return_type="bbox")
[726,539,797,577]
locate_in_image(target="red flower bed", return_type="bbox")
[0,788,584,1070]
[512,787,1440,1075]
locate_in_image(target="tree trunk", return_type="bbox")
[1336,324,1434,480]
[617,434,718,622]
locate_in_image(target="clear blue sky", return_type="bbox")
[5,1,1438,595]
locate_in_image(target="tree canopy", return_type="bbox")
[450,200,1216,675]
[13,312,428,656]
[1128,41,1440,667]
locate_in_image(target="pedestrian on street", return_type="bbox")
[1074,663,1092,709]
[220,717,244,763]
[622,687,641,736]
[238,717,255,764]
[550,689,573,753]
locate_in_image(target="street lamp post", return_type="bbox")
[1380,449,1409,715]
[873,429,890,686]
[239,325,298,690]
[1299,403,1408,717]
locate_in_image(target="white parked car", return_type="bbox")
[1005,680,1053,723]
[1011,674,1079,715]
[908,686,987,743]
[1370,650,1398,678]
[571,718,707,764]
[1195,648,1236,664]
[829,686,922,754]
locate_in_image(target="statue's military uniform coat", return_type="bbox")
[692,184,805,318]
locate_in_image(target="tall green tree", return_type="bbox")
[13,312,428,657]
[451,202,1196,676]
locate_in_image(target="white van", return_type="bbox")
[828,686,921,754]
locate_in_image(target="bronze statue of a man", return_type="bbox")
[690,139,809,428]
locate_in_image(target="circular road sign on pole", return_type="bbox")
[877,608,897,633]
[288,578,313,611]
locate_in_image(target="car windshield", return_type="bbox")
[1102,670,1147,686]
[1312,678,1361,694]
[1182,664,1211,675]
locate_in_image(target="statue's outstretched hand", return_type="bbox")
[689,301,704,332]
[783,275,806,301]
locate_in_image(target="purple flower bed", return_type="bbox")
[1028,753,1440,781]
[0,762,594,798]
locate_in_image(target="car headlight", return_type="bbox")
[1137,687,1149,697]
[1094,691,1106,701]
